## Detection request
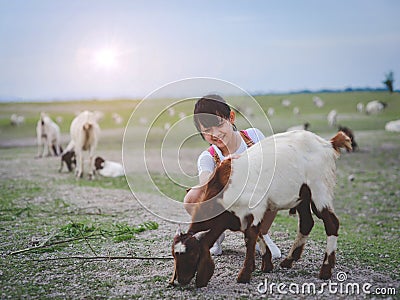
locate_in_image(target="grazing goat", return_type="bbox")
[94,156,124,177]
[36,112,62,157]
[267,107,274,117]
[356,102,364,113]
[385,119,400,132]
[281,99,291,107]
[338,126,358,151]
[59,150,76,172]
[171,130,352,287]
[66,111,100,179]
[112,113,123,125]
[10,114,25,126]
[327,110,338,127]
[365,100,386,114]
[313,96,324,108]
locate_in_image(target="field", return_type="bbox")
[0,92,399,299]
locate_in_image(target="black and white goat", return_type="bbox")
[94,156,124,177]
[171,130,352,287]
[59,150,76,172]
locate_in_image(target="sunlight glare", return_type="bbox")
[93,48,118,69]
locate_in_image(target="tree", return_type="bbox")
[383,71,394,93]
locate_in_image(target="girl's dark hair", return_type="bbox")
[194,94,236,135]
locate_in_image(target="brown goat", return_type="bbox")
[171,130,352,288]
[338,126,358,151]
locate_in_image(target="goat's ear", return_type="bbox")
[175,225,183,236]
[216,159,232,187]
[193,231,208,240]
[195,243,215,288]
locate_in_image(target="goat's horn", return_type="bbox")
[175,225,182,236]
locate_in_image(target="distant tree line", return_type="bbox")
[252,71,397,96]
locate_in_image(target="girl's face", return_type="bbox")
[198,111,236,148]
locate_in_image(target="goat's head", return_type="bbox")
[61,151,76,172]
[171,229,214,287]
[94,156,105,170]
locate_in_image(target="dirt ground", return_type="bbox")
[1,135,398,299]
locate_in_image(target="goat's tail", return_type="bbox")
[82,123,94,150]
[330,131,352,154]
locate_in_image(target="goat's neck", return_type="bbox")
[189,210,241,249]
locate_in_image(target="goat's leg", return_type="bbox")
[257,233,273,272]
[36,137,44,158]
[281,184,314,269]
[237,224,258,283]
[318,208,339,280]
[88,146,94,180]
[75,151,83,178]
[45,140,53,157]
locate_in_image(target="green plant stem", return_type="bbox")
[32,255,173,261]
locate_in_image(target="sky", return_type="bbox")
[0,0,399,101]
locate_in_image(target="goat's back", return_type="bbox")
[220,130,338,229]
[70,111,100,149]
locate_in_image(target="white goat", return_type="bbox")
[281,99,291,107]
[112,112,123,125]
[365,100,386,114]
[385,120,400,132]
[267,107,275,117]
[313,96,324,108]
[65,110,100,179]
[10,114,25,126]
[327,110,338,127]
[36,112,62,157]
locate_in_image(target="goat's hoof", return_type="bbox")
[280,258,294,269]
[319,265,332,280]
[237,270,251,283]
[261,260,273,273]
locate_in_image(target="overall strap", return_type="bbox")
[239,130,255,148]
[208,130,255,166]
[208,146,221,166]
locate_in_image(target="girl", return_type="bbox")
[184,94,281,257]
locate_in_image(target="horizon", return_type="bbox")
[1,0,399,102]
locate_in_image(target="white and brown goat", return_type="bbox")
[171,130,352,287]
[64,111,100,179]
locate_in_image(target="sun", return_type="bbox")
[93,48,118,69]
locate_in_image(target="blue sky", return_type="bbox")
[0,0,399,101]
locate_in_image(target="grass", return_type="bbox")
[2,91,399,141]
